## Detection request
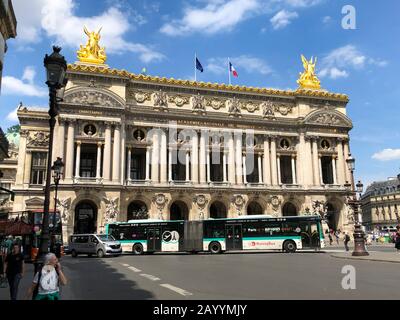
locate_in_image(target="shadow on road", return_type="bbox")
[62,257,154,300]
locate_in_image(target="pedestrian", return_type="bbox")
[27,252,67,300]
[5,236,13,255]
[328,232,333,245]
[395,225,400,253]
[4,243,25,300]
[334,230,340,245]
[344,232,351,252]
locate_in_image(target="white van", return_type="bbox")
[69,234,122,258]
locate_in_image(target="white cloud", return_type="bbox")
[319,45,387,80]
[13,0,164,63]
[270,10,298,30]
[372,149,400,161]
[6,108,19,122]
[282,0,322,7]
[160,0,260,36]
[2,66,47,97]
[207,55,272,75]
[322,16,331,24]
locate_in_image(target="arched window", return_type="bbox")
[170,201,189,220]
[247,202,263,215]
[127,201,148,220]
[282,202,297,216]
[209,201,227,219]
[74,201,97,234]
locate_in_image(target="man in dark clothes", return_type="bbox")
[4,243,25,300]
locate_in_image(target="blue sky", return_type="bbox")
[1,0,400,188]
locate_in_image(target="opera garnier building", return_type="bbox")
[12,28,355,241]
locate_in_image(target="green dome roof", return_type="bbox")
[6,130,20,148]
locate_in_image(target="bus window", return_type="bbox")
[204,221,225,238]
[263,223,281,236]
[281,222,301,236]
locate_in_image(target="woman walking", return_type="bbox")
[395,225,400,253]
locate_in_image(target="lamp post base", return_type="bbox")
[352,225,369,256]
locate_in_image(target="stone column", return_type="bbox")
[332,156,337,185]
[151,130,160,183]
[160,130,168,183]
[291,156,297,185]
[120,123,126,185]
[223,152,227,182]
[191,131,199,184]
[228,132,236,184]
[277,155,281,185]
[344,139,352,184]
[206,149,211,183]
[312,138,320,186]
[199,130,207,184]
[57,119,66,163]
[112,124,121,182]
[23,151,32,186]
[168,149,172,182]
[319,156,323,185]
[103,123,112,182]
[336,138,345,185]
[126,147,132,181]
[297,133,305,185]
[243,154,247,184]
[75,141,81,178]
[15,130,28,186]
[145,147,150,181]
[235,133,243,185]
[258,154,263,184]
[186,151,190,182]
[304,136,313,187]
[96,142,102,179]
[270,136,278,185]
[263,137,271,185]
[64,121,75,182]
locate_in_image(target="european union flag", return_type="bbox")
[196,57,204,72]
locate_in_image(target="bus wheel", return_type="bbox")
[71,250,77,258]
[283,241,297,253]
[132,244,144,255]
[209,242,222,254]
[97,249,105,258]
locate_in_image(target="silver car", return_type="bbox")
[69,234,122,258]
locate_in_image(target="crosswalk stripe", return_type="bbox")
[128,266,141,272]
[160,284,193,296]
[140,274,160,281]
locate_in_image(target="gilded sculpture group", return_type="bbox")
[77,27,321,90]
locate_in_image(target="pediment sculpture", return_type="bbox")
[65,90,118,107]
[27,131,49,147]
[192,93,206,113]
[103,197,119,224]
[153,90,168,109]
[228,97,242,116]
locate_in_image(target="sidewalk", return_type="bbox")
[330,251,400,263]
[0,263,35,300]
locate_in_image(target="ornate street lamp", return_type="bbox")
[36,47,67,270]
[345,154,369,256]
[51,157,64,254]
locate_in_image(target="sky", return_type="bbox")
[1,0,400,188]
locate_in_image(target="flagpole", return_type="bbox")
[228,57,231,85]
[195,52,197,82]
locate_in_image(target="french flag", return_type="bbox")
[229,62,238,77]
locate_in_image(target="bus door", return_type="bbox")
[226,225,242,250]
[300,222,320,249]
[147,228,161,251]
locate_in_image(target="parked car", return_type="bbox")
[69,234,122,258]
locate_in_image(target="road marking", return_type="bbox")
[128,266,142,272]
[140,273,160,281]
[120,263,130,267]
[160,284,193,296]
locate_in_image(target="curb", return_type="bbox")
[330,253,400,264]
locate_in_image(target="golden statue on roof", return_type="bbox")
[297,55,321,90]
[77,26,107,64]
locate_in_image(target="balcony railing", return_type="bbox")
[73,177,103,184]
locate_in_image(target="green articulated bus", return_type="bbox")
[106,215,325,255]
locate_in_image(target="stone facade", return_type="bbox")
[12,62,355,242]
[361,175,400,231]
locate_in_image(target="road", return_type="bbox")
[35,249,400,299]
[2,247,399,300]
